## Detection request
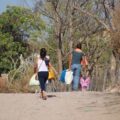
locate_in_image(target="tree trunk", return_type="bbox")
[57,48,63,74]
[110,51,120,85]
[116,58,120,83]
[113,50,120,83]
[69,0,74,53]
[69,19,73,52]
[54,11,63,74]
[110,53,116,84]
[102,65,108,91]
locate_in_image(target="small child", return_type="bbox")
[80,73,90,91]
[46,55,57,92]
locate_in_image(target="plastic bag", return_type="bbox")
[29,73,40,86]
[48,67,56,80]
[59,70,66,83]
[65,70,73,84]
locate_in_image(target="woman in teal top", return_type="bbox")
[69,43,84,90]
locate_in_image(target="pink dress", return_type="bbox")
[80,77,90,90]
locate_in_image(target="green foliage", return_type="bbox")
[0,6,45,40]
[0,6,46,74]
[0,32,26,73]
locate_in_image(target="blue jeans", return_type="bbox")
[71,64,81,90]
[38,72,48,91]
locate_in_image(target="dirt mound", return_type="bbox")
[106,84,120,93]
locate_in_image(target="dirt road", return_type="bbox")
[0,92,120,120]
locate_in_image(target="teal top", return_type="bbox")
[72,51,84,65]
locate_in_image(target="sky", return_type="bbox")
[0,0,49,26]
[0,0,34,13]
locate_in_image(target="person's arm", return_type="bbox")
[34,56,38,73]
[33,57,39,80]
[34,63,37,73]
[81,53,88,69]
[80,53,85,65]
[49,62,58,76]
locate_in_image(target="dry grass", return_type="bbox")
[0,66,34,93]
[0,77,8,92]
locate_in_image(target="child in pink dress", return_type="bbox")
[80,75,90,91]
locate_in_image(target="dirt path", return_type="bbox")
[0,92,120,120]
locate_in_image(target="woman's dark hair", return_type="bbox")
[40,48,47,59]
[76,43,82,49]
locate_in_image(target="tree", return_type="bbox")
[34,0,108,72]
[0,6,45,74]
[32,0,110,91]
[73,0,120,85]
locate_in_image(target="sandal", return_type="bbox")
[41,91,47,100]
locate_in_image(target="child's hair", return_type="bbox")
[40,48,47,60]
[76,43,82,49]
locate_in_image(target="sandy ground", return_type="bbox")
[0,92,120,120]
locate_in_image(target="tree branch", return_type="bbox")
[73,6,111,31]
